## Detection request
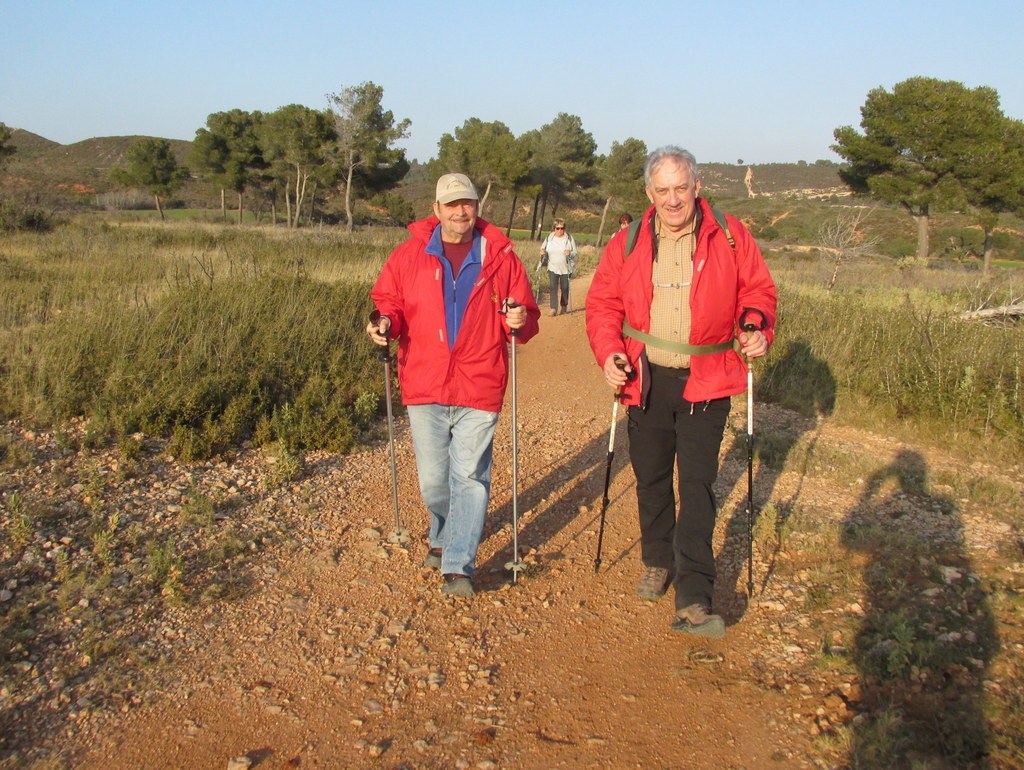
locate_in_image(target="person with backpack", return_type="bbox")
[585,146,776,638]
[538,218,577,316]
[367,172,541,599]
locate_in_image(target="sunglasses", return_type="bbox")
[554,226,565,230]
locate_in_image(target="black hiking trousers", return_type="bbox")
[627,363,730,612]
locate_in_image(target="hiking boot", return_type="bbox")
[440,573,475,598]
[635,566,671,599]
[423,548,442,570]
[671,603,725,639]
[549,308,558,317]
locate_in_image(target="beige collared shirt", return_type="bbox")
[647,218,695,368]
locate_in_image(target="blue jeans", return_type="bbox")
[406,404,500,577]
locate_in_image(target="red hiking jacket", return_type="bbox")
[370,216,540,413]
[585,199,777,405]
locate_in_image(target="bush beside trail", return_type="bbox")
[0,224,397,459]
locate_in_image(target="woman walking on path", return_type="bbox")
[539,218,577,316]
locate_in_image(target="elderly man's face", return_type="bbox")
[433,199,478,244]
[645,159,701,234]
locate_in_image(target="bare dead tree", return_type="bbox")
[816,208,882,292]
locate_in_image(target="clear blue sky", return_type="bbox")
[2,0,1022,165]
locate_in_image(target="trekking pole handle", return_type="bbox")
[610,355,637,392]
[368,309,391,362]
[501,299,521,338]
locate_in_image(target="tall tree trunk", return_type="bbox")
[505,191,519,237]
[284,180,293,230]
[292,166,305,228]
[237,192,244,225]
[344,152,356,234]
[596,196,612,247]
[983,226,994,275]
[221,188,227,220]
[307,179,318,226]
[913,212,930,259]
[529,192,541,240]
[537,194,549,239]
[154,194,165,221]
[479,180,493,217]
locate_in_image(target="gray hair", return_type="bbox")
[644,146,699,187]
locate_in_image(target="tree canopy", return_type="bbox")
[523,113,597,236]
[258,104,335,228]
[958,116,1024,272]
[432,118,528,217]
[327,82,410,233]
[111,137,188,221]
[0,123,15,173]
[191,109,265,223]
[595,137,648,245]
[833,77,1020,260]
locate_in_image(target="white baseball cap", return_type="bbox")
[435,172,479,204]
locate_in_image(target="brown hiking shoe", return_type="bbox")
[671,603,725,638]
[440,573,475,598]
[635,566,671,599]
[423,547,442,570]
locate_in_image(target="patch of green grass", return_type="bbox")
[181,492,215,529]
[145,537,183,601]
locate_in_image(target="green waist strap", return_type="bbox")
[623,320,740,356]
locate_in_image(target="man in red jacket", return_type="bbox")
[367,173,541,598]
[586,147,776,637]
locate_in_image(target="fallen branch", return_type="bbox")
[958,302,1024,323]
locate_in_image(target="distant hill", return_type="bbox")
[700,161,847,199]
[2,129,200,205]
[1,128,847,214]
[6,128,60,159]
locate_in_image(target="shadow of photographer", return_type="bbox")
[841,449,998,766]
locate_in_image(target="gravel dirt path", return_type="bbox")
[4,272,1022,769]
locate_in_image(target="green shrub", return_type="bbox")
[1,235,384,459]
[759,278,1024,458]
[0,199,56,232]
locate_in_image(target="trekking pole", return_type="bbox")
[369,309,410,546]
[501,300,527,582]
[595,358,633,573]
[743,322,758,597]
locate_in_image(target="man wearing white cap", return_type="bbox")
[367,173,541,598]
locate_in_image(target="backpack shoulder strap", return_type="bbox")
[711,207,736,250]
[624,219,643,258]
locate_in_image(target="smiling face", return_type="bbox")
[432,198,478,244]
[645,158,701,234]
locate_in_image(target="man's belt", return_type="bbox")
[623,320,741,356]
